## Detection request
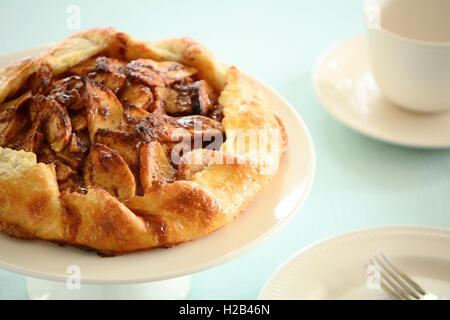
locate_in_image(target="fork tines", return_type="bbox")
[370,252,427,300]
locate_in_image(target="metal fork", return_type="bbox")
[367,252,445,300]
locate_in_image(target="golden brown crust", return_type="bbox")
[127,181,222,244]
[61,187,159,253]
[0,58,42,106]
[0,27,287,254]
[45,27,119,75]
[0,149,65,241]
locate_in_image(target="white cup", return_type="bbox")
[364,0,450,113]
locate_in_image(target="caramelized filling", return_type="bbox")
[0,56,225,197]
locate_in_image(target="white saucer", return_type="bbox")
[313,35,450,148]
[0,47,315,285]
[259,226,450,300]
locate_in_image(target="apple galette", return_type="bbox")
[0,28,287,255]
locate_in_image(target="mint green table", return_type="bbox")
[0,0,449,300]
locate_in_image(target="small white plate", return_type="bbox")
[259,226,450,300]
[313,35,450,148]
[0,46,315,284]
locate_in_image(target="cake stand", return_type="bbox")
[0,47,315,300]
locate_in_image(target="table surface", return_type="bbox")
[0,0,449,300]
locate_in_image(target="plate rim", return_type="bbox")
[312,34,450,149]
[258,224,450,299]
[0,46,316,284]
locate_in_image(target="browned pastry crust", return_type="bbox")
[0,27,287,255]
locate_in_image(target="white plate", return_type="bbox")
[313,35,450,148]
[259,226,450,300]
[0,47,315,284]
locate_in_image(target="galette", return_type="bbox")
[0,28,287,255]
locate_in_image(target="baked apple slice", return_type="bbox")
[0,91,32,146]
[194,80,218,116]
[140,141,176,191]
[124,60,165,87]
[83,78,123,142]
[24,64,53,95]
[130,59,197,85]
[92,58,126,93]
[28,94,72,152]
[50,76,84,111]
[70,110,88,131]
[169,115,224,142]
[94,128,141,174]
[7,122,43,153]
[119,82,153,110]
[29,94,73,153]
[67,57,98,75]
[154,86,193,116]
[55,160,77,182]
[68,56,124,74]
[84,143,136,201]
[135,114,224,144]
[42,101,73,152]
[66,132,90,154]
[174,80,218,116]
[53,130,90,170]
[68,57,126,93]
[95,56,126,73]
[90,71,126,94]
[121,104,151,132]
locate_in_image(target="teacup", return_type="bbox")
[364,0,450,113]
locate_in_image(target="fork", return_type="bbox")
[367,252,446,300]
